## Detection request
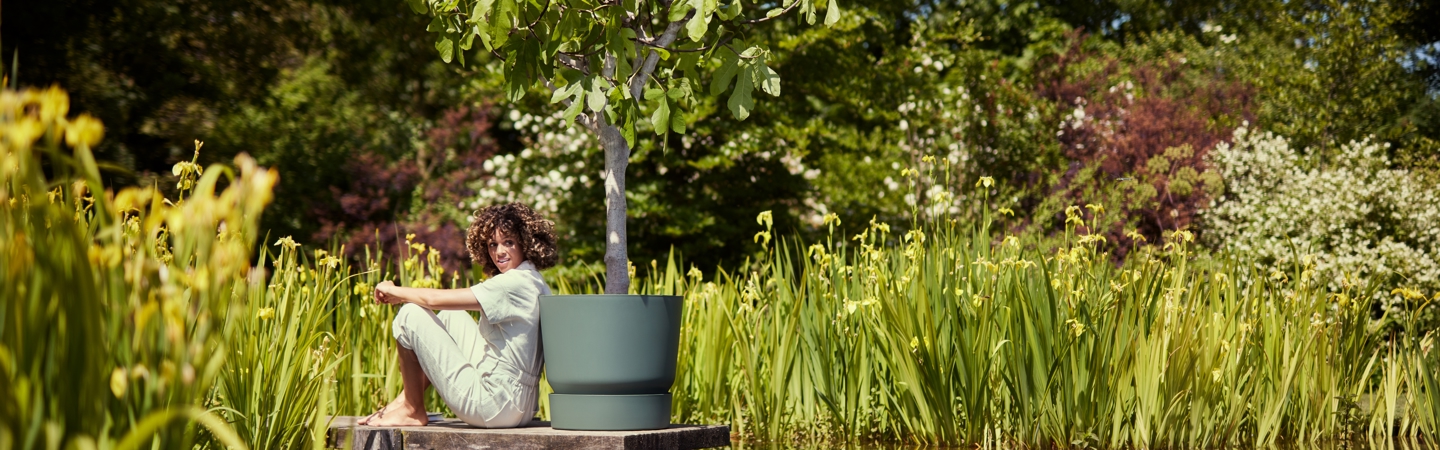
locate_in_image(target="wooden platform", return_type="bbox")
[325,416,731,450]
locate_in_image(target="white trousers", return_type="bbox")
[391,303,539,428]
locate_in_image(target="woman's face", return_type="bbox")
[489,229,524,274]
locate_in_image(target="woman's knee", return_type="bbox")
[392,303,430,345]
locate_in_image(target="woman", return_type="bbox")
[359,203,558,428]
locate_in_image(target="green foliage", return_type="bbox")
[5,0,500,254]
[3,0,324,180]
[1,86,264,449]
[1204,0,1439,160]
[412,0,838,141]
[212,56,393,240]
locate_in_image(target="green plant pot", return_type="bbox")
[539,294,683,430]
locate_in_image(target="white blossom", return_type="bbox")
[1204,127,1440,294]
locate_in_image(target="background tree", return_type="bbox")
[3,0,506,269]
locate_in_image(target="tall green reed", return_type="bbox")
[652,168,1438,448]
[210,243,346,449]
[1,86,262,449]
[214,232,474,450]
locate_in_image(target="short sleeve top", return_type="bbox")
[469,260,550,383]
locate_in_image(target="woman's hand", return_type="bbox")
[374,280,404,305]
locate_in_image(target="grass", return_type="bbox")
[654,200,1440,448]
[4,85,1438,449]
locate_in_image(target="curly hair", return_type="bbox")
[466,203,559,276]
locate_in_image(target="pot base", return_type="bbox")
[548,393,672,431]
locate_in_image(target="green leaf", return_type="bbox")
[436,36,455,63]
[670,106,687,134]
[755,63,780,96]
[651,98,671,136]
[587,78,609,113]
[473,24,493,51]
[608,82,627,104]
[674,48,701,77]
[717,0,742,21]
[710,51,740,96]
[406,0,428,14]
[550,80,581,104]
[727,66,755,120]
[504,76,527,103]
[502,43,528,102]
[551,76,586,126]
[824,0,841,26]
[470,0,496,52]
[609,28,636,80]
[427,16,446,33]
[668,0,695,22]
[562,90,586,126]
[518,37,542,82]
[490,0,516,49]
[668,78,693,100]
[457,37,467,65]
[685,8,711,42]
[621,106,637,146]
[556,68,582,87]
[554,11,579,49]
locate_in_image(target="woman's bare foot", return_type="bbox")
[357,406,383,426]
[358,395,411,426]
[363,396,428,427]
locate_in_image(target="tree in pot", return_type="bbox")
[410,0,842,430]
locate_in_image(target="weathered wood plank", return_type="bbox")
[325,416,731,450]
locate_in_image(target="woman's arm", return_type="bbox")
[374,280,482,311]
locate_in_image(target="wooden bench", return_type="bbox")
[325,416,731,450]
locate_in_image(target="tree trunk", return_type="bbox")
[585,16,685,295]
[596,121,630,294]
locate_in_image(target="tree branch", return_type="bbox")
[723,42,760,59]
[741,0,802,25]
[526,0,554,29]
[637,34,734,54]
[629,12,691,101]
[557,53,589,75]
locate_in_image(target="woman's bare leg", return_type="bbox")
[359,345,431,426]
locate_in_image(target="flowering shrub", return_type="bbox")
[312,104,499,273]
[468,109,594,218]
[1032,31,1253,254]
[1204,127,1440,312]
